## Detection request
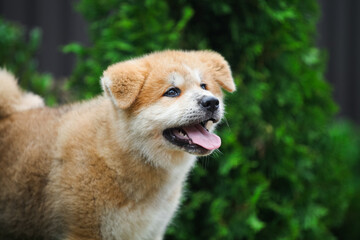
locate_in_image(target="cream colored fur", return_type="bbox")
[0,69,44,117]
[0,50,235,240]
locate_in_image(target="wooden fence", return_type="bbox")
[318,0,360,123]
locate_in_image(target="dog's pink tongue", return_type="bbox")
[183,125,221,150]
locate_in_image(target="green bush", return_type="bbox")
[1,0,359,239]
[63,0,193,99]
[330,122,360,240]
[0,18,56,105]
[64,0,360,239]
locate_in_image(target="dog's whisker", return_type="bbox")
[223,116,231,130]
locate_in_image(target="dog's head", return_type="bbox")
[101,50,235,162]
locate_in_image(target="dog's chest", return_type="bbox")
[99,154,195,239]
[100,189,181,240]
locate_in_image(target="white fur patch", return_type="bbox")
[193,69,202,83]
[15,93,44,112]
[101,75,112,87]
[100,163,190,240]
[168,72,184,86]
[101,76,118,107]
[101,76,112,93]
[183,65,202,83]
[101,199,176,240]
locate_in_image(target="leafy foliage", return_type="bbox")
[63,0,193,99]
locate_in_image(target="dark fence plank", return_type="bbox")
[318,0,360,123]
[0,0,90,77]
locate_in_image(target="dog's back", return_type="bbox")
[0,70,115,239]
[0,70,64,239]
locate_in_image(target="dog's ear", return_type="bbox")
[198,51,236,93]
[101,60,148,109]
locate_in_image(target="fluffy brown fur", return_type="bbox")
[0,50,235,240]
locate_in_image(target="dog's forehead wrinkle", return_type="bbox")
[168,72,184,86]
[193,69,202,83]
[182,64,202,84]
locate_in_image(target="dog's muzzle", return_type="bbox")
[163,96,222,155]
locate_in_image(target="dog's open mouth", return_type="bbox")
[163,119,221,155]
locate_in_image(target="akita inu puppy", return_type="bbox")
[0,50,235,240]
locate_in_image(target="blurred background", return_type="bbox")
[0,0,359,239]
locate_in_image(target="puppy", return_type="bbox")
[0,50,235,240]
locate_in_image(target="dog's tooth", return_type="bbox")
[177,129,189,138]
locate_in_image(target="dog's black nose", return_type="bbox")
[200,96,219,112]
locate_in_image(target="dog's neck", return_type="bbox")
[95,99,197,202]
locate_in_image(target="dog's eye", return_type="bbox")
[200,83,207,90]
[163,87,181,97]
